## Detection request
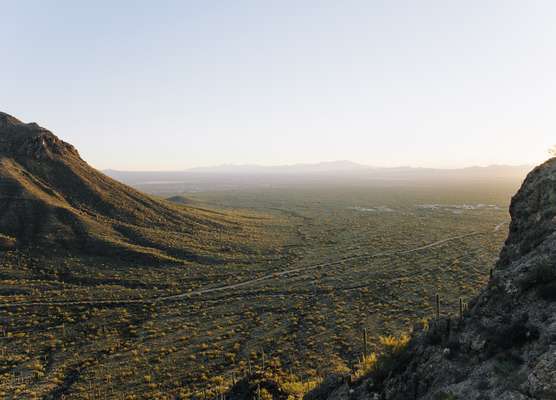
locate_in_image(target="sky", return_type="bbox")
[2,1,555,170]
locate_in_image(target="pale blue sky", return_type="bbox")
[3,1,555,170]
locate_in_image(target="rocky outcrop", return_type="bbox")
[0,112,80,160]
[311,158,556,400]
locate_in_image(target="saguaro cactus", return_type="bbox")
[363,328,368,360]
[435,293,440,320]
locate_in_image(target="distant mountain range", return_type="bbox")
[106,161,532,178]
[185,160,368,174]
[104,162,533,195]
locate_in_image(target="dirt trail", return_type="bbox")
[0,221,508,309]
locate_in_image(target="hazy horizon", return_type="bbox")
[4,1,555,170]
[103,159,534,173]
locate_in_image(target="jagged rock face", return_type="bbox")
[0,112,79,160]
[0,112,22,128]
[14,133,80,160]
[498,158,556,269]
[312,159,556,400]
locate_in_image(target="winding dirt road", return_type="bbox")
[0,221,508,309]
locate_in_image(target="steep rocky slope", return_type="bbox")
[308,158,556,400]
[0,112,266,263]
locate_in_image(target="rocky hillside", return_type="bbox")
[0,112,267,263]
[304,158,556,400]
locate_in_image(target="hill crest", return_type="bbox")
[0,112,265,263]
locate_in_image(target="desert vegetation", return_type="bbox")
[0,181,516,399]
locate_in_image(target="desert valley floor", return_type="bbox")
[0,180,517,399]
